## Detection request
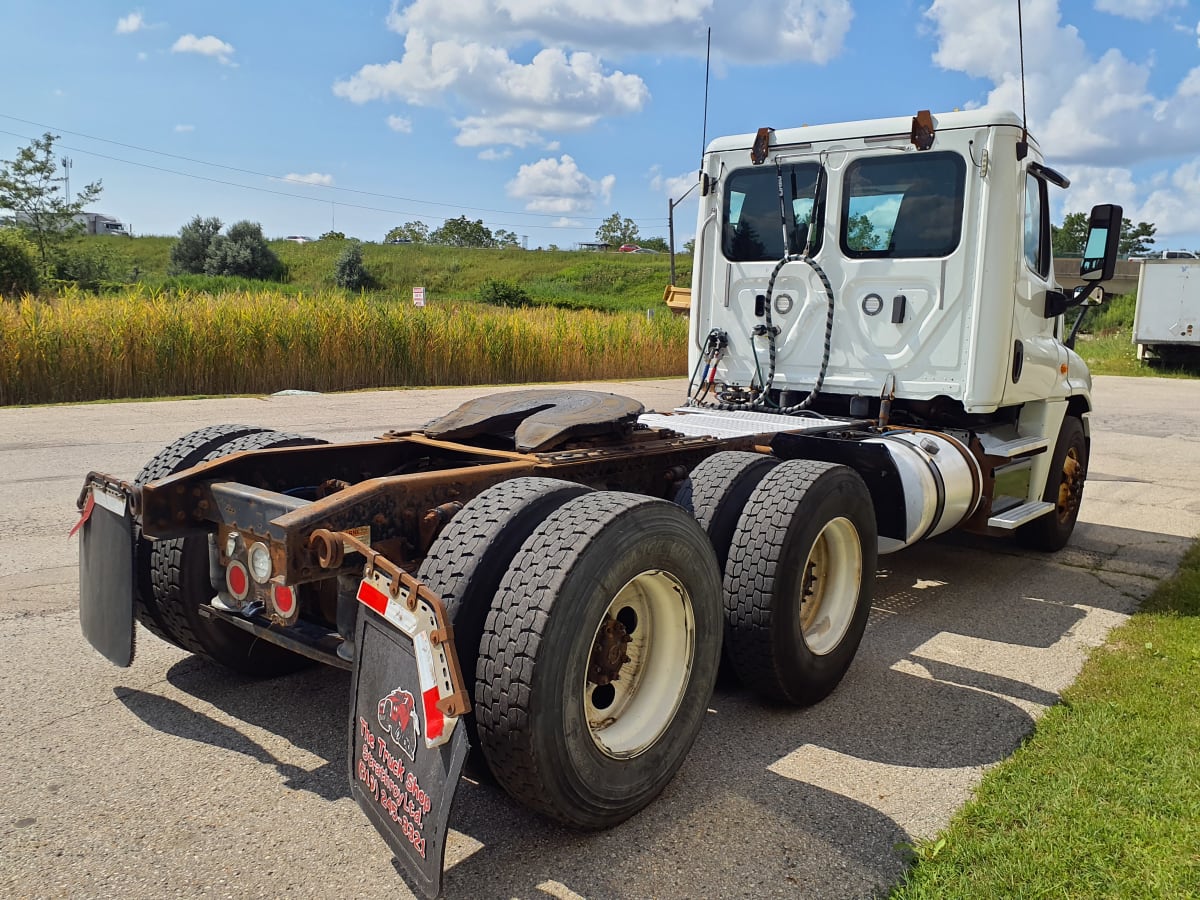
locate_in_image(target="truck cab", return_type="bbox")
[687,109,1117,546]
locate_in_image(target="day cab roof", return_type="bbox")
[705,108,1030,156]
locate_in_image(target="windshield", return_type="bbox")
[722,163,823,261]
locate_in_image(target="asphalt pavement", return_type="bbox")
[1,375,1197,899]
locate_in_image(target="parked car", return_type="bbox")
[1130,249,1198,260]
[617,244,640,252]
[285,235,315,244]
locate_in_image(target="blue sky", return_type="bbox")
[2,1,1199,249]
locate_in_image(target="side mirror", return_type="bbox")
[1080,203,1122,282]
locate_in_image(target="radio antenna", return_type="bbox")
[1016,0,1029,158]
[700,26,711,163]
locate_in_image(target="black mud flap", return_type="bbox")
[350,607,469,899]
[77,484,136,667]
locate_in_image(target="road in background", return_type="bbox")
[1,375,1197,899]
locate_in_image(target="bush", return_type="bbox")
[333,240,371,291]
[477,278,531,307]
[169,216,223,275]
[204,220,282,280]
[53,241,130,291]
[0,229,39,297]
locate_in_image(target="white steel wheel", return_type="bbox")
[796,516,862,656]
[584,569,696,759]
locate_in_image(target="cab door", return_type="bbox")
[1002,170,1066,404]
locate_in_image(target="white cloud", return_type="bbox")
[116,12,145,34]
[649,166,699,200]
[173,124,195,133]
[172,34,235,66]
[386,0,853,65]
[137,51,148,61]
[336,1,853,149]
[282,172,335,186]
[386,114,413,133]
[335,36,647,147]
[1094,0,1184,22]
[506,154,614,214]
[478,148,512,160]
[928,0,1200,242]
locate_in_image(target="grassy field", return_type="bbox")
[0,235,693,405]
[102,235,690,313]
[892,540,1200,898]
[0,287,687,405]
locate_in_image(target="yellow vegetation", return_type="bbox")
[0,287,688,405]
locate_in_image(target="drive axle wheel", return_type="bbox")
[584,569,695,758]
[724,460,876,706]
[1017,415,1088,552]
[678,450,780,569]
[477,492,722,829]
[417,477,591,772]
[149,429,326,676]
[132,424,271,648]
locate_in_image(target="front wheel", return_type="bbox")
[1016,415,1088,552]
[476,492,723,829]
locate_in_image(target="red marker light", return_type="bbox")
[226,561,250,601]
[272,584,297,618]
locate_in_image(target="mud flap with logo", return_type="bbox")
[349,572,470,900]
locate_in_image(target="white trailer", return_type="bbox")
[1133,259,1199,360]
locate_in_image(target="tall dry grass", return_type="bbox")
[0,286,687,405]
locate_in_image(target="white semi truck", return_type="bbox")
[74,108,1120,897]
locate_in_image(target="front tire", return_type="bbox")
[476,492,723,829]
[1016,415,1088,552]
[724,460,876,706]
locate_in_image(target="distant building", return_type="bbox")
[577,241,610,252]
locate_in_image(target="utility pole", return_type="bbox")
[61,156,73,204]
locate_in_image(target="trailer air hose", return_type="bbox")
[686,253,835,415]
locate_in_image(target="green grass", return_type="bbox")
[1068,292,1200,377]
[92,235,690,313]
[892,540,1200,899]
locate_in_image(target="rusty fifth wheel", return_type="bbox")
[724,460,877,706]
[476,491,722,828]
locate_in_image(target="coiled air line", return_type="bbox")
[688,160,836,415]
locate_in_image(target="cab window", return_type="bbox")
[1023,172,1050,278]
[841,152,965,258]
[723,164,823,261]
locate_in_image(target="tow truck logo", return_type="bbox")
[378,685,421,760]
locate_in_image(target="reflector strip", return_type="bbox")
[357,578,389,615]
[422,686,444,741]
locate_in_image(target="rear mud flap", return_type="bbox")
[350,608,469,899]
[77,490,136,667]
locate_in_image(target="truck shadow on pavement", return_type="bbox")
[116,521,1182,899]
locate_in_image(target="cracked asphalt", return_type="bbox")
[0,375,1197,900]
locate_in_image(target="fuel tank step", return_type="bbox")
[987,500,1055,529]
